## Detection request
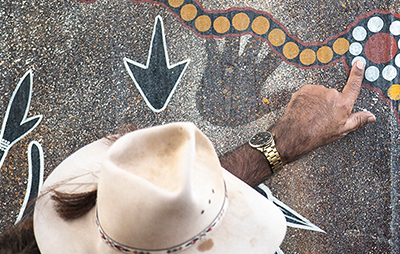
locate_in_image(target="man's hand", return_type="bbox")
[220,60,375,187]
[271,60,375,165]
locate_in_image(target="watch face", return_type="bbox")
[249,132,273,148]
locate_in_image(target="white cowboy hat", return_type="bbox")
[34,122,286,253]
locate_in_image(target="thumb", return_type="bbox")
[343,111,376,133]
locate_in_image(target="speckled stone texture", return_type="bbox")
[0,0,399,253]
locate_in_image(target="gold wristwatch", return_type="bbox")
[249,131,283,174]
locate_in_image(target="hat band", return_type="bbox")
[95,182,228,254]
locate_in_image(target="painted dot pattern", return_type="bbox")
[365,66,380,82]
[368,17,384,33]
[396,54,400,67]
[300,49,316,65]
[269,29,285,47]
[390,21,400,35]
[214,16,230,34]
[352,56,366,66]
[338,11,400,121]
[388,84,400,100]
[162,0,400,119]
[168,0,183,8]
[353,26,367,41]
[317,46,333,63]
[382,65,397,81]
[343,12,400,115]
[252,16,269,35]
[195,15,211,32]
[164,1,399,72]
[283,42,299,59]
[232,13,250,31]
[164,0,381,69]
[349,42,363,56]
[181,4,197,21]
[333,38,349,55]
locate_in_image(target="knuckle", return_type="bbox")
[344,102,353,111]
[353,70,364,78]
[349,114,368,132]
[348,80,360,89]
[337,99,351,111]
[298,84,313,92]
[348,78,362,89]
[355,118,367,130]
[328,88,340,96]
[325,88,341,104]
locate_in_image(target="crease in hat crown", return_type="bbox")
[97,122,226,251]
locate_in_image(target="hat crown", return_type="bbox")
[97,123,225,250]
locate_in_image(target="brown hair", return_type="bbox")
[0,200,40,254]
[51,189,97,220]
[0,124,141,253]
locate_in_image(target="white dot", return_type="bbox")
[396,54,400,67]
[365,66,380,82]
[368,17,384,33]
[390,21,400,35]
[351,56,366,66]
[353,26,367,41]
[382,65,397,81]
[349,42,363,56]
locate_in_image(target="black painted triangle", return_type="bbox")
[0,70,42,168]
[124,16,190,112]
[15,141,44,223]
[257,184,326,233]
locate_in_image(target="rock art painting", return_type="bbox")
[91,0,400,124]
[0,0,399,253]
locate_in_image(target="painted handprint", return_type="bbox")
[15,141,44,223]
[197,37,288,127]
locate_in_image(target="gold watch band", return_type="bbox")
[258,145,283,174]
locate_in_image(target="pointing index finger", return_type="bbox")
[342,60,365,104]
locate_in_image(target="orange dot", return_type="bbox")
[333,38,349,55]
[168,0,184,8]
[388,84,400,100]
[232,13,250,31]
[252,16,270,35]
[283,42,299,59]
[214,16,230,34]
[180,4,197,21]
[300,49,316,65]
[317,46,333,63]
[268,29,285,47]
[195,15,211,32]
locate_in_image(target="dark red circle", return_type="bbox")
[364,33,397,64]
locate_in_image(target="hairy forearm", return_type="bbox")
[219,122,298,187]
[219,143,272,188]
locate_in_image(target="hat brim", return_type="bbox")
[34,138,286,254]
